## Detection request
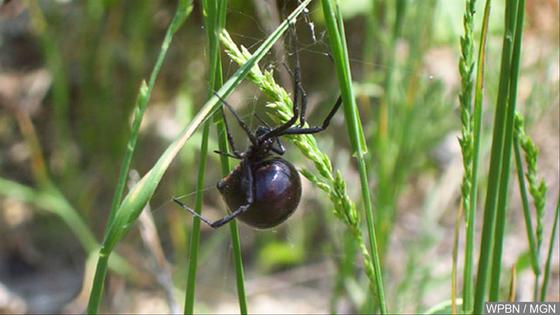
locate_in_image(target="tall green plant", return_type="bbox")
[488,0,526,300]
[473,0,526,311]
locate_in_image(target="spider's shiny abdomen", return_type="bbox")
[217,157,302,229]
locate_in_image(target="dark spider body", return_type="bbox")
[217,157,301,229]
[217,126,301,228]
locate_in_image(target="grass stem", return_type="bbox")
[183,120,210,314]
[489,0,525,300]
[321,0,387,312]
[473,0,517,311]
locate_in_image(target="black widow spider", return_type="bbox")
[173,34,341,229]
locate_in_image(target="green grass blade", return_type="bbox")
[87,2,193,313]
[321,0,387,313]
[87,1,311,313]
[489,0,525,300]
[105,0,193,231]
[227,219,248,314]
[184,120,210,314]
[215,110,249,315]
[183,0,213,311]
[541,193,560,301]
[472,0,517,312]
[210,1,248,313]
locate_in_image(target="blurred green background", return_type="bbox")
[0,0,558,313]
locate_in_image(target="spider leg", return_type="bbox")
[173,195,252,229]
[262,93,299,141]
[173,198,215,227]
[261,26,308,141]
[214,92,257,144]
[174,161,254,229]
[219,107,243,156]
[279,96,342,136]
[282,62,307,129]
[296,77,307,128]
[291,25,307,128]
[260,66,300,141]
[207,204,250,228]
[210,160,255,228]
[271,138,286,155]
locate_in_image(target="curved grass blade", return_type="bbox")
[87,1,194,312]
[105,0,193,234]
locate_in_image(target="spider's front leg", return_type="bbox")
[291,26,308,128]
[280,96,342,136]
[214,92,257,145]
